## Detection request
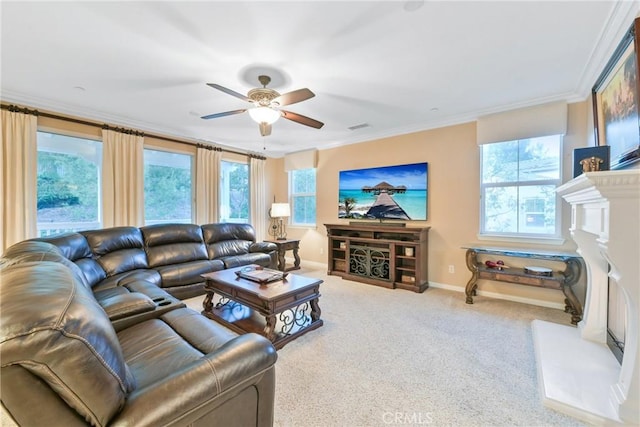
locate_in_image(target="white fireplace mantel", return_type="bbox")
[533,169,639,425]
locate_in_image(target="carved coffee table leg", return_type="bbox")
[263,314,277,341]
[203,291,214,313]
[310,297,322,322]
[465,249,479,304]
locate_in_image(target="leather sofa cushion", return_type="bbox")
[37,232,92,261]
[208,239,252,259]
[202,223,257,259]
[202,223,257,243]
[251,241,277,253]
[93,269,161,292]
[74,257,107,287]
[35,234,108,289]
[121,279,179,301]
[0,261,134,426]
[141,223,209,267]
[155,260,224,288]
[117,307,238,389]
[82,227,149,276]
[2,240,92,290]
[98,292,157,320]
[220,253,272,269]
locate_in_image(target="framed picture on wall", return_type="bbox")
[592,17,640,170]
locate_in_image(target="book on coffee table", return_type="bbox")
[235,266,288,285]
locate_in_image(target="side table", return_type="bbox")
[264,239,301,272]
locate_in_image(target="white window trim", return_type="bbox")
[36,131,103,235]
[219,159,249,224]
[289,169,316,227]
[479,137,563,241]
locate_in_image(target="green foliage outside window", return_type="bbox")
[144,163,192,222]
[37,151,99,222]
[228,164,249,220]
[220,161,249,223]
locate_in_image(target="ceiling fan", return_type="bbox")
[201,75,324,137]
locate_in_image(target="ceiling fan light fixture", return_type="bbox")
[248,106,281,124]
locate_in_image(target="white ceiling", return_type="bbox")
[1,1,638,157]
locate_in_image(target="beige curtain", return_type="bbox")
[101,129,144,227]
[195,146,221,224]
[249,155,267,241]
[1,109,38,252]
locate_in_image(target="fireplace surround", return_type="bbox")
[533,169,639,424]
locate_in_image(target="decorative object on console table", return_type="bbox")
[572,146,610,177]
[592,17,640,170]
[462,246,583,324]
[264,238,300,272]
[268,202,290,240]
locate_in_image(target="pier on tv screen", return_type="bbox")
[338,162,428,220]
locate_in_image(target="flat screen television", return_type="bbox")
[338,162,428,220]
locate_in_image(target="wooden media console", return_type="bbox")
[325,223,430,293]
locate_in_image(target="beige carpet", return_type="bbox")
[184,263,586,427]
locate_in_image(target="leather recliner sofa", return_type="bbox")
[0,254,277,426]
[0,223,280,426]
[38,222,278,299]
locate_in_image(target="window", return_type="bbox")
[144,149,193,224]
[480,135,562,238]
[36,131,102,236]
[220,160,249,223]
[290,168,316,226]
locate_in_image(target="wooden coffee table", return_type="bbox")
[201,267,323,349]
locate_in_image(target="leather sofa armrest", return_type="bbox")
[124,279,176,301]
[110,334,277,427]
[249,242,277,253]
[100,293,156,321]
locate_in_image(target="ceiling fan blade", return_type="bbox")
[259,122,272,137]
[273,88,315,106]
[281,110,324,129]
[206,83,251,103]
[200,109,247,120]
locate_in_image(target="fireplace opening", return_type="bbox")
[607,277,625,364]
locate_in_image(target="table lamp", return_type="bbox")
[270,203,290,240]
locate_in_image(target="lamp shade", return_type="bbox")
[249,107,281,125]
[271,203,290,218]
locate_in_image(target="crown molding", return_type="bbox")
[574,1,640,99]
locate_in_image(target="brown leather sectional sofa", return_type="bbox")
[0,223,279,426]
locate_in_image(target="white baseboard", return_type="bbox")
[305,261,566,311]
[429,281,566,311]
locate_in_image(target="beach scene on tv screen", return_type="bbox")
[338,162,428,220]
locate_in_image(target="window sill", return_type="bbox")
[477,234,565,246]
[288,224,317,230]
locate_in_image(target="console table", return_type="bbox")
[264,239,301,272]
[325,223,429,293]
[463,246,583,324]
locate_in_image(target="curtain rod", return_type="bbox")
[1,103,266,160]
